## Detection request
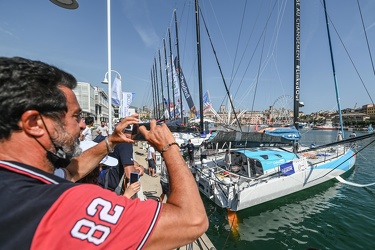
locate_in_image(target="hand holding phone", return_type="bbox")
[130,123,150,141]
[130,172,140,184]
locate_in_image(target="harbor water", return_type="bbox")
[203,129,375,249]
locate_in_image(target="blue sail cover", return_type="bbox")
[263,126,301,141]
[206,130,294,148]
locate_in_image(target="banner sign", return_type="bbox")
[280,162,295,176]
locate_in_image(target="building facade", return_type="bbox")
[73,82,96,118]
[361,104,375,119]
[94,86,109,125]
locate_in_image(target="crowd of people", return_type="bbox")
[0,57,208,249]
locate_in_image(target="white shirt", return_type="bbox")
[97,125,109,136]
[147,146,155,160]
[81,126,92,141]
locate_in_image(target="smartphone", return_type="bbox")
[130,122,167,140]
[130,172,139,184]
[130,123,150,141]
[124,124,134,133]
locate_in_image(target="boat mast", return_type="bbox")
[174,10,183,122]
[150,68,156,119]
[163,38,172,119]
[195,0,204,135]
[158,49,166,119]
[154,57,160,119]
[227,95,231,125]
[168,28,176,120]
[293,0,301,131]
[323,0,344,136]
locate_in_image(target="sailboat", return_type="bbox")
[192,0,375,211]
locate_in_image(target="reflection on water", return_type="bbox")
[204,130,375,249]
[237,183,340,242]
[204,174,343,249]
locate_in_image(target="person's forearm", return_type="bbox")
[65,115,138,182]
[65,140,109,182]
[163,145,206,222]
[147,145,208,248]
[138,121,208,249]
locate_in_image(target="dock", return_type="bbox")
[133,143,216,250]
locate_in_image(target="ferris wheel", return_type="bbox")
[270,95,294,125]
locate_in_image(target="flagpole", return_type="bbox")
[107,0,112,133]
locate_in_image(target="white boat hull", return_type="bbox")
[194,147,356,211]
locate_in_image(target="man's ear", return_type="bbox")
[18,110,45,137]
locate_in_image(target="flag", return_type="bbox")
[164,97,173,109]
[122,92,134,117]
[163,98,170,119]
[203,90,212,111]
[111,75,122,106]
[174,56,197,117]
[167,55,181,115]
[170,107,180,118]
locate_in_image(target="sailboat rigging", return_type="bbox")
[190,0,375,211]
[195,0,204,136]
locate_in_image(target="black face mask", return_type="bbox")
[36,114,73,169]
[46,148,71,169]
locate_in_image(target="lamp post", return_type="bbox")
[101,70,122,84]
[105,0,113,133]
[101,70,121,134]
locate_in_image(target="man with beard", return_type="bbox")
[0,57,208,250]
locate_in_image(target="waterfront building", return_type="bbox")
[94,86,109,125]
[73,82,96,119]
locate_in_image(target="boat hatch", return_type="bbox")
[260,155,268,160]
[232,149,297,176]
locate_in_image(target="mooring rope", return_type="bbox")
[336,176,375,187]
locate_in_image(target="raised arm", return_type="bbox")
[139,120,208,249]
[64,114,139,182]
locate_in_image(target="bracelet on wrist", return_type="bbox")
[105,137,114,153]
[160,142,180,156]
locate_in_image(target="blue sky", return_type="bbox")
[1,0,375,115]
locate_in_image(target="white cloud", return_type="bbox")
[366,22,375,32]
[120,0,159,48]
[0,25,16,38]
